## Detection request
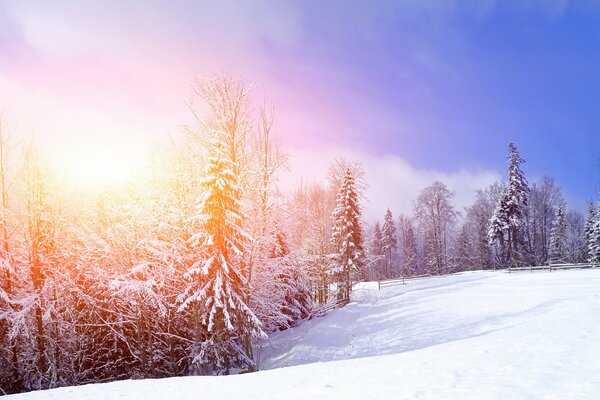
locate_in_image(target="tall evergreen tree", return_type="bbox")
[489,142,529,268]
[381,209,398,279]
[178,145,265,375]
[506,142,529,265]
[587,202,600,265]
[330,167,364,300]
[549,204,567,263]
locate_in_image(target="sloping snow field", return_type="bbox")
[9,269,600,399]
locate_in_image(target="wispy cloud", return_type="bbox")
[280,144,502,222]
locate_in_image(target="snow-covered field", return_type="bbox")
[9,269,600,399]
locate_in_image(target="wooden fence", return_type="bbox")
[311,264,598,319]
[378,274,431,290]
[508,262,598,273]
[309,297,350,319]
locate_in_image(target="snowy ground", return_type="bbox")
[9,269,600,399]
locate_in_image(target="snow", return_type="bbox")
[8,269,600,399]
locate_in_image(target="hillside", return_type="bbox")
[9,269,600,399]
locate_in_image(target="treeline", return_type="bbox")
[0,74,367,394]
[365,142,599,280]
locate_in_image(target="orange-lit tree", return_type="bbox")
[179,143,265,374]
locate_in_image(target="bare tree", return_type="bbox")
[414,182,458,275]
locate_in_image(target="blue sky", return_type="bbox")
[281,1,600,205]
[1,0,599,217]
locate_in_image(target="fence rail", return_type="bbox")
[312,264,598,318]
[508,263,599,273]
[378,274,431,289]
[310,297,350,319]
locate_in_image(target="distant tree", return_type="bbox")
[466,182,505,269]
[414,182,458,275]
[549,204,567,264]
[381,209,398,279]
[456,224,473,271]
[523,177,563,265]
[330,167,365,300]
[564,209,586,263]
[398,215,418,276]
[290,182,334,305]
[369,222,384,281]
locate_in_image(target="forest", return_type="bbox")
[1,73,600,395]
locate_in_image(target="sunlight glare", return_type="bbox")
[50,141,143,193]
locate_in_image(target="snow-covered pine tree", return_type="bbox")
[549,204,567,264]
[250,225,312,333]
[505,142,529,266]
[178,144,265,375]
[381,209,398,279]
[587,202,600,265]
[330,167,364,300]
[489,143,529,268]
[268,227,312,329]
[488,193,509,267]
[582,201,596,262]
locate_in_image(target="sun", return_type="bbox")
[50,142,141,193]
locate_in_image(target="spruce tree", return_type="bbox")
[489,142,528,268]
[582,201,595,262]
[179,145,265,375]
[587,202,600,265]
[506,142,529,265]
[549,204,567,264]
[330,168,364,300]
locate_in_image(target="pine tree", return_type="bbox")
[489,142,529,268]
[489,193,509,267]
[178,145,265,375]
[549,204,567,264]
[506,142,529,265]
[330,167,364,300]
[251,226,312,332]
[381,209,398,279]
[587,202,600,265]
[584,202,596,263]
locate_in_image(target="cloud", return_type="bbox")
[279,144,502,222]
